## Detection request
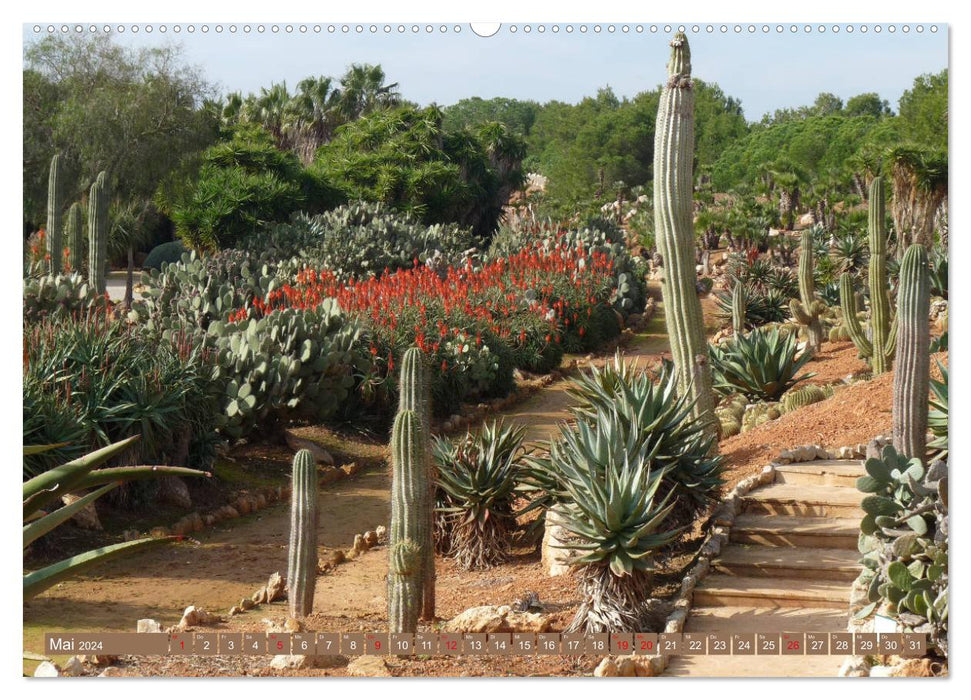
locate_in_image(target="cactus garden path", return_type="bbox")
[664,458,866,677]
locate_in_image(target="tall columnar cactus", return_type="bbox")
[46,154,63,274]
[789,229,825,353]
[287,449,319,618]
[66,203,84,273]
[395,347,436,621]
[731,283,746,336]
[841,177,896,373]
[892,244,930,462]
[388,409,431,633]
[653,32,718,444]
[87,177,108,294]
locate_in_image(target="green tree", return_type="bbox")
[897,70,948,151]
[845,92,892,118]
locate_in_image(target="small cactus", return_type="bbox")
[892,244,931,462]
[287,449,319,618]
[388,540,422,633]
[841,177,896,373]
[66,203,84,273]
[731,283,746,336]
[789,229,825,353]
[781,384,832,413]
[46,154,63,274]
[87,175,108,294]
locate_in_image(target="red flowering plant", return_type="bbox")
[231,237,626,416]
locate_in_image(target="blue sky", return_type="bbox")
[22,23,948,121]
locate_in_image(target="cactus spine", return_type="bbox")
[287,449,319,617]
[66,203,84,273]
[87,175,108,294]
[892,244,930,462]
[396,347,435,621]
[841,177,896,373]
[731,283,746,336]
[653,32,718,444]
[388,408,431,633]
[46,154,63,274]
[789,229,825,353]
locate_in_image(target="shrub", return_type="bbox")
[709,326,816,401]
[432,420,528,570]
[23,314,219,477]
[143,240,188,270]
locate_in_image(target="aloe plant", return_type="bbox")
[23,436,209,600]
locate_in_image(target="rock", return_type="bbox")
[137,618,161,633]
[221,505,240,520]
[235,495,252,515]
[98,666,125,677]
[157,476,192,509]
[868,665,893,677]
[269,654,308,670]
[340,462,360,478]
[442,605,550,634]
[178,605,220,629]
[254,493,267,509]
[347,655,391,677]
[33,661,59,677]
[149,526,170,538]
[352,534,367,555]
[891,658,938,677]
[363,530,378,548]
[61,492,103,530]
[240,597,256,611]
[593,657,619,677]
[615,656,639,677]
[284,431,335,466]
[266,572,286,602]
[122,528,141,541]
[375,525,387,543]
[541,505,579,577]
[61,656,84,676]
[78,654,117,666]
[171,519,189,537]
[319,468,342,486]
[202,514,216,527]
[284,617,303,633]
[228,606,241,616]
[253,587,267,605]
[838,656,870,677]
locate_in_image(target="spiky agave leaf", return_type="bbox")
[709,326,816,401]
[928,362,948,460]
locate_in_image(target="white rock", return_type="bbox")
[347,655,391,677]
[61,656,84,677]
[594,658,619,677]
[137,618,161,633]
[33,661,60,677]
[266,572,286,602]
[838,656,870,677]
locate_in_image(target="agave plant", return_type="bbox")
[23,436,210,600]
[928,252,948,299]
[432,420,528,570]
[928,362,948,461]
[833,232,869,274]
[714,288,789,329]
[709,327,816,402]
[567,355,723,504]
[534,409,680,633]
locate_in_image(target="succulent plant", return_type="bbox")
[855,445,947,657]
[715,287,789,329]
[46,154,63,275]
[287,449,319,618]
[432,419,527,570]
[780,383,833,413]
[732,283,746,336]
[841,177,896,373]
[709,326,816,402]
[22,272,110,323]
[65,203,84,273]
[928,362,948,461]
[789,229,825,353]
[652,32,718,443]
[23,436,208,600]
[892,244,931,463]
[87,175,109,295]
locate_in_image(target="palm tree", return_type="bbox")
[337,64,400,121]
[284,76,340,164]
[770,160,806,231]
[887,145,948,255]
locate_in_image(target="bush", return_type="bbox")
[244,202,476,280]
[23,314,219,477]
[143,241,188,270]
[709,326,816,401]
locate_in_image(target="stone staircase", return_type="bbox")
[665,459,865,677]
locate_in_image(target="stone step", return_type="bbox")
[664,606,849,677]
[713,546,861,582]
[693,574,850,609]
[730,514,860,550]
[773,460,865,487]
[741,483,863,518]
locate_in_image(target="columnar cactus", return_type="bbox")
[789,229,825,353]
[653,32,718,444]
[66,203,84,273]
[841,177,896,373]
[388,409,431,633]
[892,244,930,462]
[287,449,319,617]
[732,283,746,336]
[87,175,108,294]
[46,154,63,274]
